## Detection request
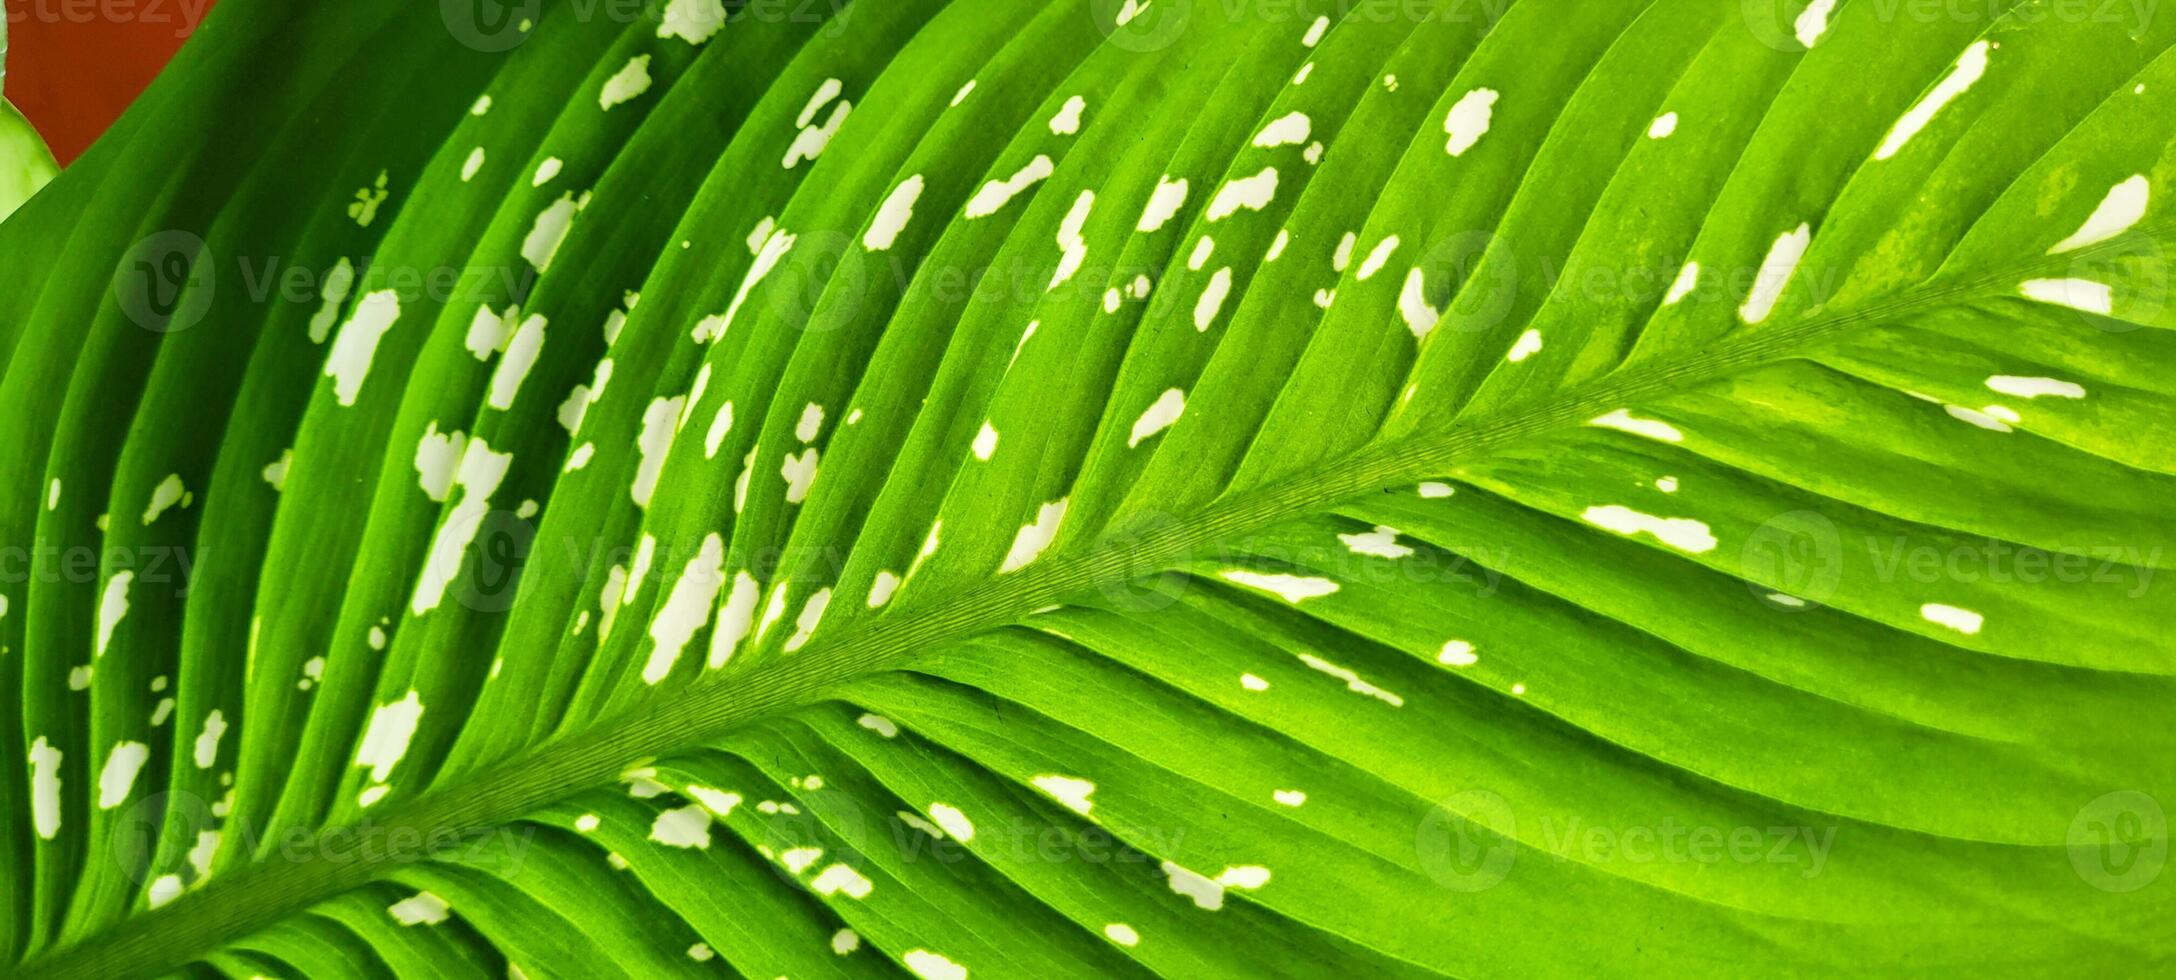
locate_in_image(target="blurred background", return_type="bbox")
[5,0,210,166]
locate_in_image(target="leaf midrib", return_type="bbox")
[15,247,2110,978]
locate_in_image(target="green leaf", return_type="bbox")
[0,97,55,221]
[5,0,2174,976]
[0,8,60,222]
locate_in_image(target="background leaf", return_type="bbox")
[0,13,61,221]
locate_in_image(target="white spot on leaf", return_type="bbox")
[631,397,685,509]
[2049,172,2148,250]
[96,571,133,659]
[1663,260,1699,305]
[325,290,402,406]
[1194,267,1233,330]
[1049,95,1087,135]
[1252,111,1311,148]
[28,737,61,838]
[1873,41,1989,161]
[929,802,974,841]
[965,156,1056,218]
[867,570,900,608]
[708,572,761,669]
[1580,505,1717,553]
[1000,499,1068,573]
[1128,389,1185,448]
[1049,190,1095,290]
[1356,235,1399,280]
[785,94,851,168]
[194,709,227,768]
[1299,653,1403,707]
[354,690,425,785]
[1795,0,1836,47]
[486,314,547,410]
[388,891,449,926]
[865,175,924,251]
[1506,329,1543,362]
[599,55,653,110]
[858,713,899,738]
[649,804,712,848]
[411,439,514,614]
[1137,175,1190,232]
[97,741,149,809]
[1588,409,1684,443]
[308,259,354,343]
[785,588,831,652]
[1301,15,1329,46]
[1399,268,1441,339]
[1739,223,1810,324]
[1218,570,1337,602]
[643,534,726,684]
[1920,602,1983,635]
[1338,525,1413,559]
[521,193,583,272]
[2018,278,2113,315]
[1442,88,1498,156]
[1206,167,1278,221]
[903,950,965,980]
[781,447,820,503]
[810,863,873,898]
[656,0,727,44]
[1985,375,2085,399]
[1033,774,1096,815]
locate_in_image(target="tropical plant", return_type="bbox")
[0,100,55,220]
[3,0,2173,976]
[0,19,61,221]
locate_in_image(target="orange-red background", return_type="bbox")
[5,0,209,165]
